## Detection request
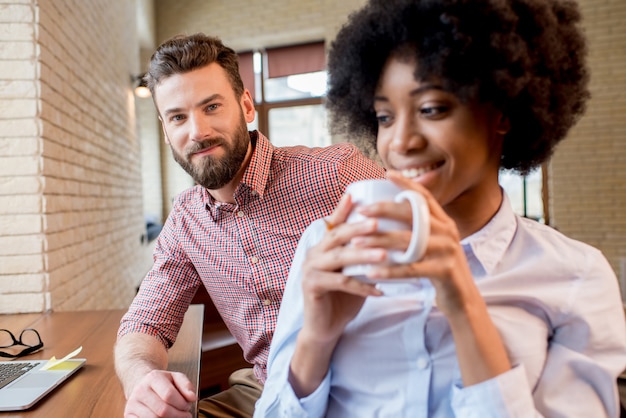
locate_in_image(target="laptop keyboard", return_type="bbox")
[0,362,38,390]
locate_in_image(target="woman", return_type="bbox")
[255,0,626,416]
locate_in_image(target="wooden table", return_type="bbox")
[0,305,203,417]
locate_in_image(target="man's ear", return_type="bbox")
[240,89,256,124]
[159,117,171,144]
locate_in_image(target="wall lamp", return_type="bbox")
[132,73,151,98]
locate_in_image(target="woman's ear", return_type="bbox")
[496,113,511,136]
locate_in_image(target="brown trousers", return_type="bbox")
[198,368,263,418]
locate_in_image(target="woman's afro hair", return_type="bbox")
[326,0,589,174]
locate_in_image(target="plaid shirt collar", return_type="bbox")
[202,130,274,220]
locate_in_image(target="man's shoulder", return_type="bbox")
[274,142,376,166]
[171,185,205,210]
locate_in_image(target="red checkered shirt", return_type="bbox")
[118,131,385,383]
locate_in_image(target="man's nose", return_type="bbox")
[189,113,212,142]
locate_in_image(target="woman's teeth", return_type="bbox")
[401,163,439,178]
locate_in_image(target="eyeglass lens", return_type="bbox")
[0,329,41,348]
[0,329,43,358]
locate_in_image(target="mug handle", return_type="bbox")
[390,190,430,264]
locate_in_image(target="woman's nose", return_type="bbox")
[390,115,426,153]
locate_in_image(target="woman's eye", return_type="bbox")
[171,114,185,122]
[420,105,449,117]
[376,114,392,125]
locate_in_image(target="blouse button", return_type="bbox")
[416,357,430,370]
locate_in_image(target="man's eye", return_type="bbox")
[170,115,185,122]
[205,103,219,112]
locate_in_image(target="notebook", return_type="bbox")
[0,358,86,411]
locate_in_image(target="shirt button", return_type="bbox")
[237,210,245,218]
[416,357,430,370]
[250,256,259,264]
[263,299,272,306]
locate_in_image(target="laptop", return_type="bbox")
[0,358,86,411]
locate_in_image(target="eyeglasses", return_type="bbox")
[0,329,44,358]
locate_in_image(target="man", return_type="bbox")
[114,33,384,418]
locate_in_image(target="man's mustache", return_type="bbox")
[186,138,224,158]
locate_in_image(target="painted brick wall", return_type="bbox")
[0,0,151,313]
[0,1,44,312]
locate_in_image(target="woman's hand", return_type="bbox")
[354,170,511,385]
[289,193,387,398]
[299,193,386,345]
[353,170,477,316]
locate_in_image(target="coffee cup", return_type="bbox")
[342,179,429,282]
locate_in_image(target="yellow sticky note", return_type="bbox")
[41,346,83,370]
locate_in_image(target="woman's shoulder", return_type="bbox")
[515,216,612,279]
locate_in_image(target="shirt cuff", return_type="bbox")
[278,370,331,418]
[451,364,534,418]
[300,372,332,416]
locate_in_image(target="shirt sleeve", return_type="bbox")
[117,201,201,348]
[254,219,331,418]
[336,144,386,189]
[529,248,626,417]
[453,249,626,418]
[451,365,539,417]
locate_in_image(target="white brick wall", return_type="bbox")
[0,0,151,313]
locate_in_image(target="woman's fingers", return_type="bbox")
[304,241,386,277]
[303,269,383,298]
[365,232,463,282]
[323,193,353,230]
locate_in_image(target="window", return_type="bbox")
[499,165,547,223]
[238,42,330,148]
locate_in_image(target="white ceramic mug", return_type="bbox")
[342,179,430,282]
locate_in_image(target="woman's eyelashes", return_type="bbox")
[375,103,451,127]
[419,101,451,119]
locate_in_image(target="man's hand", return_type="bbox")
[115,333,198,418]
[124,370,197,418]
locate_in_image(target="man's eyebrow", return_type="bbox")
[162,106,184,118]
[162,94,224,117]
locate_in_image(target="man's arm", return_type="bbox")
[115,332,196,417]
[114,333,168,398]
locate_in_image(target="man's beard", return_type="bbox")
[170,116,250,190]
